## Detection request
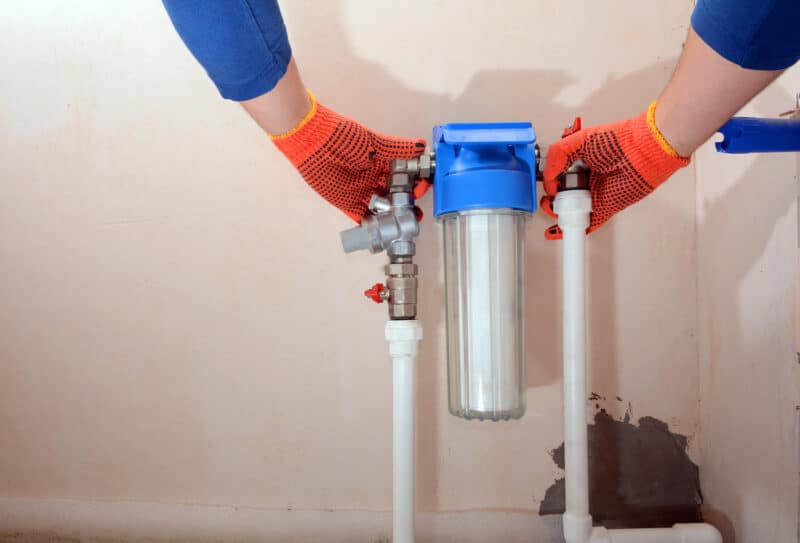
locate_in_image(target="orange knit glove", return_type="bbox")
[541,102,690,240]
[271,92,426,222]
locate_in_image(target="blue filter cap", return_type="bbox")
[432,123,537,217]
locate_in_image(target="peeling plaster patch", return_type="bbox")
[539,412,702,528]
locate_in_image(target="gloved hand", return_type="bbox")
[541,102,691,240]
[271,91,427,222]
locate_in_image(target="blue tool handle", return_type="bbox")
[715,117,800,154]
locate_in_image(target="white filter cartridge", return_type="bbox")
[442,209,526,420]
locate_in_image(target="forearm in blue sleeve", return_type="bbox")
[162,0,292,101]
[691,0,800,70]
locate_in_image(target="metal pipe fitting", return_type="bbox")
[535,146,590,191]
[386,263,418,320]
[340,210,419,255]
[559,159,590,191]
[340,151,433,320]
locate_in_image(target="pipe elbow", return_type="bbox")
[563,512,593,543]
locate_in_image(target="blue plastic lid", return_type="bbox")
[432,122,538,217]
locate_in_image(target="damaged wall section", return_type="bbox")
[539,412,702,528]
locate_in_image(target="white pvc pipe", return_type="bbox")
[386,319,423,543]
[593,525,723,543]
[554,191,593,543]
[555,190,721,543]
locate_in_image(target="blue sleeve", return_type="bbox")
[691,0,800,70]
[162,0,292,101]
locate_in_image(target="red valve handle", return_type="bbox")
[364,283,386,303]
[413,179,431,200]
[561,116,582,138]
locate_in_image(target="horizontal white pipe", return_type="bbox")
[555,191,720,543]
[386,319,423,543]
[593,524,722,543]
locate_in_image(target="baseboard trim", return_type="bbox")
[0,496,562,542]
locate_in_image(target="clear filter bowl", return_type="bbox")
[441,208,526,421]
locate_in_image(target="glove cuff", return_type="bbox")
[270,91,340,165]
[628,103,691,189]
[646,100,686,159]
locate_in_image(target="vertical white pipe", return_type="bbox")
[555,190,721,543]
[554,190,593,543]
[393,349,415,543]
[386,320,422,543]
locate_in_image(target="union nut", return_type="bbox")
[386,262,418,278]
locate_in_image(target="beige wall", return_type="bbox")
[695,69,800,543]
[2,0,781,540]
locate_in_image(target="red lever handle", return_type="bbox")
[561,117,582,138]
[364,283,386,303]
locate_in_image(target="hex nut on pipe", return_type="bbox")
[417,153,433,179]
[386,263,417,276]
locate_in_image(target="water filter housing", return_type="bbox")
[433,123,537,421]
